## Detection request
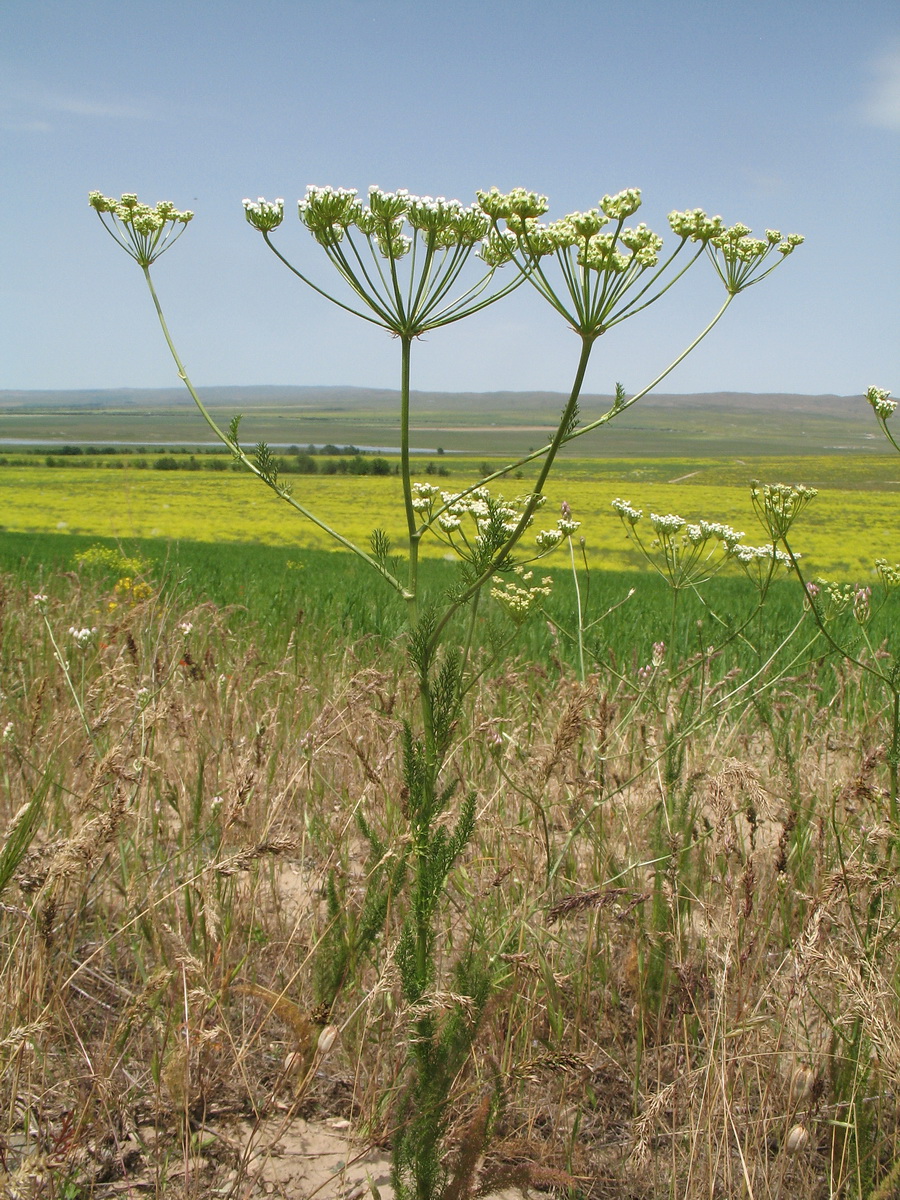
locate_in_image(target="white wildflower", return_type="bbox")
[611,498,642,525]
[867,385,896,420]
[68,626,97,648]
[650,512,686,535]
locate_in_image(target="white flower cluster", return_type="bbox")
[611,498,643,525]
[297,185,361,244]
[727,542,794,587]
[705,223,803,294]
[89,192,194,266]
[650,512,686,535]
[292,185,488,257]
[867,386,896,420]
[875,558,900,589]
[615,501,744,551]
[728,543,790,566]
[412,481,577,565]
[808,578,870,620]
[477,188,664,276]
[612,499,769,586]
[476,187,550,220]
[68,625,97,648]
[412,483,531,558]
[535,501,581,550]
[478,229,519,267]
[490,567,553,623]
[685,520,745,548]
[750,481,818,540]
[243,197,285,233]
[668,209,725,241]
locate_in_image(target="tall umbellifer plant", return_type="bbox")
[89,184,801,1200]
[769,385,900,816]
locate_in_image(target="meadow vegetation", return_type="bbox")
[2,179,898,1200]
[3,531,900,1198]
[1,462,898,577]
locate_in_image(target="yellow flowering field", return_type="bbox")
[0,465,895,577]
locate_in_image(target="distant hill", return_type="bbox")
[0,385,868,418]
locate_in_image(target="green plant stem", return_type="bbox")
[426,334,595,656]
[140,265,407,598]
[429,293,736,527]
[41,615,99,755]
[568,535,586,683]
[459,589,481,685]
[399,336,420,619]
[781,536,899,820]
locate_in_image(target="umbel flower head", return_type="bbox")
[704,224,804,294]
[242,184,511,337]
[866,386,896,421]
[612,498,752,589]
[750,481,818,541]
[88,192,193,266]
[243,197,285,233]
[475,187,803,338]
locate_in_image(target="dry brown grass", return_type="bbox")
[1,568,899,1199]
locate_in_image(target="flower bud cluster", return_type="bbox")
[636,641,667,684]
[875,559,900,589]
[866,386,896,421]
[706,224,803,294]
[89,192,194,230]
[600,189,643,220]
[476,187,549,220]
[298,186,363,244]
[490,566,553,623]
[728,542,793,588]
[68,625,98,648]
[89,192,194,265]
[667,209,725,241]
[807,578,870,621]
[478,188,663,279]
[293,185,488,257]
[243,197,284,233]
[750,481,817,540]
[614,499,753,587]
[853,585,872,622]
[612,498,643,525]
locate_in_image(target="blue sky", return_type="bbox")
[1,0,897,400]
